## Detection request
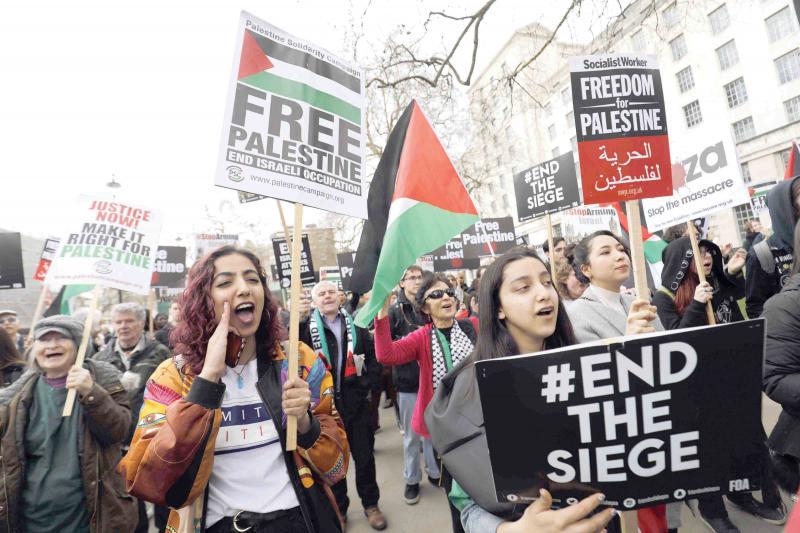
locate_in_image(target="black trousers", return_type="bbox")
[441,462,465,533]
[332,402,380,514]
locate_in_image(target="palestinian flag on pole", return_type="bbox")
[608,202,666,290]
[784,139,800,180]
[351,101,479,328]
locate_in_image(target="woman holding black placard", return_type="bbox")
[425,248,616,533]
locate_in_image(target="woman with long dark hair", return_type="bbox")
[425,248,614,532]
[374,271,478,533]
[119,246,348,533]
[0,328,26,388]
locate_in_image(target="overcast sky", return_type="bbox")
[0,0,599,243]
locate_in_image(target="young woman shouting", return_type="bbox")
[119,246,348,533]
[425,248,615,533]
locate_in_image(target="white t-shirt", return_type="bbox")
[205,358,300,527]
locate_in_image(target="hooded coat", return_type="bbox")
[745,176,800,317]
[763,274,800,458]
[653,236,745,330]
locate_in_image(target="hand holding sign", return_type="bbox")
[498,490,613,533]
[693,282,713,305]
[624,299,657,336]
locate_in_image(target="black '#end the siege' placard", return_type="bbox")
[476,320,765,510]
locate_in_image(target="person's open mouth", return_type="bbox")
[234,302,256,325]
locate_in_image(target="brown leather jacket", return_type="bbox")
[0,360,137,532]
[118,342,349,532]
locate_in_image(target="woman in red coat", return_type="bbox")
[374,271,477,533]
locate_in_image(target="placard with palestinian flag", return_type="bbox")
[215,12,367,218]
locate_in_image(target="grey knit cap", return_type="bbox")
[33,315,84,345]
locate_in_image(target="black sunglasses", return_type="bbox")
[424,288,457,302]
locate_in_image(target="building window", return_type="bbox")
[776,49,800,84]
[732,116,756,142]
[570,136,578,154]
[716,40,739,70]
[544,102,552,117]
[562,86,570,104]
[632,30,646,51]
[663,3,679,28]
[734,203,756,239]
[765,7,796,43]
[552,147,561,158]
[566,111,574,128]
[709,4,730,34]
[676,66,695,93]
[741,162,752,184]
[786,95,800,122]
[548,124,556,140]
[724,77,748,108]
[683,100,703,127]
[670,34,687,61]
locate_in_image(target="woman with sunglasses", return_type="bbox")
[425,248,615,532]
[654,237,784,531]
[375,271,478,533]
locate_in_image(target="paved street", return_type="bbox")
[342,395,794,533]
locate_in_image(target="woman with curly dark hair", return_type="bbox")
[119,246,349,533]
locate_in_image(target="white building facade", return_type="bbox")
[466,0,800,247]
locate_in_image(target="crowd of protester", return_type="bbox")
[4,181,800,532]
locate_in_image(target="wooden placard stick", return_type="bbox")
[686,220,716,325]
[63,286,102,417]
[620,510,638,533]
[545,213,557,282]
[285,202,304,451]
[26,285,49,345]
[625,201,649,301]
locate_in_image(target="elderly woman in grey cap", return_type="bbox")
[0,315,137,533]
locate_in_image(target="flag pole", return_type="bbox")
[63,286,102,417]
[476,218,497,258]
[687,220,716,325]
[545,213,557,282]
[625,200,649,301]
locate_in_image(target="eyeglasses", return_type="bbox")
[0,317,17,325]
[424,288,457,302]
[403,275,422,281]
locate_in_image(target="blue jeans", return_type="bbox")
[398,391,440,484]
